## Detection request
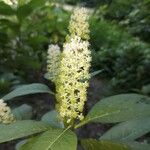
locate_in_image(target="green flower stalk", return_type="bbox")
[47,44,61,83]
[0,99,15,124]
[55,7,91,124]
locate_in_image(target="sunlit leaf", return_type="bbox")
[21,128,77,150]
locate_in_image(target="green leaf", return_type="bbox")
[44,73,49,80]
[79,70,104,82]
[21,128,77,150]
[81,139,150,150]
[0,1,15,15]
[16,3,32,21]
[90,69,104,77]
[75,94,150,128]
[12,104,33,120]
[27,35,48,47]
[2,83,54,101]
[15,140,27,150]
[81,139,130,150]
[100,117,150,141]
[0,19,19,31]
[125,142,150,150]
[29,0,47,9]
[18,0,26,6]
[17,0,46,21]
[142,84,150,95]
[41,110,64,128]
[0,120,51,143]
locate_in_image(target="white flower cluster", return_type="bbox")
[68,7,90,40]
[0,99,15,124]
[2,0,18,5]
[47,7,91,125]
[47,44,61,82]
[56,35,91,123]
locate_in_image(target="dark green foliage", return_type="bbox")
[105,0,150,42]
[90,14,150,93]
[0,0,149,94]
[0,1,70,91]
[0,1,149,149]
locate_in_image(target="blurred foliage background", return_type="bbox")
[0,0,150,96]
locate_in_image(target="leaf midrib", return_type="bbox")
[75,110,121,128]
[47,127,70,150]
[122,125,150,141]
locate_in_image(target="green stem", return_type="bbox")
[74,121,86,129]
[63,118,75,129]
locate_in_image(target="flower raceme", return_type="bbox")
[68,7,90,40]
[54,7,91,124]
[56,36,91,124]
[47,44,61,83]
[0,99,15,124]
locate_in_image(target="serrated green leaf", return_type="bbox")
[100,117,150,141]
[41,110,64,128]
[75,94,150,128]
[21,128,77,150]
[0,120,51,143]
[2,83,54,101]
[12,104,33,120]
[81,139,130,150]
[0,1,16,15]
